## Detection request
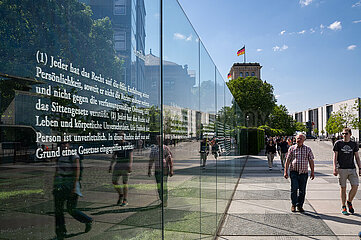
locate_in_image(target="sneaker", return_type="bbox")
[347,201,354,214]
[291,205,296,212]
[85,221,92,233]
[342,206,349,215]
[116,194,123,205]
[269,167,272,171]
[121,200,128,207]
[297,206,305,213]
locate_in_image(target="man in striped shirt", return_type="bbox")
[284,133,315,213]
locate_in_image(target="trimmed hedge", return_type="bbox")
[238,127,265,155]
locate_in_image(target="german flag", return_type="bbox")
[227,73,231,79]
[237,46,245,56]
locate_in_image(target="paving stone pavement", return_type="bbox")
[219,140,361,240]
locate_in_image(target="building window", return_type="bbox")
[114,0,126,15]
[245,72,249,77]
[239,72,243,77]
[114,30,126,51]
[251,72,255,76]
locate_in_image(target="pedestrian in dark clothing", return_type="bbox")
[333,127,361,215]
[266,140,277,170]
[53,142,92,240]
[279,138,289,169]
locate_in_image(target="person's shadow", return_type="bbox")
[91,204,160,215]
[304,211,361,225]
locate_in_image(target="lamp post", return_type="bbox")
[246,115,249,155]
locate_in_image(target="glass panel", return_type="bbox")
[162,0,201,238]
[199,42,217,238]
[215,69,226,229]
[0,0,162,239]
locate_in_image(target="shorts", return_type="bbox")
[338,168,359,187]
[112,169,129,184]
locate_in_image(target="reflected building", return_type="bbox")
[145,52,196,109]
[85,0,146,91]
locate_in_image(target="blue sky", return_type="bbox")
[176,0,361,113]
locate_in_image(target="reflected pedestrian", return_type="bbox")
[148,135,174,207]
[333,127,361,215]
[109,133,133,206]
[53,142,92,240]
[199,138,209,169]
[284,133,315,213]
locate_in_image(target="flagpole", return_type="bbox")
[244,45,246,63]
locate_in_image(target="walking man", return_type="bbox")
[199,138,209,169]
[148,135,174,207]
[279,137,289,169]
[284,133,315,212]
[53,142,92,239]
[109,133,134,206]
[333,127,361,215]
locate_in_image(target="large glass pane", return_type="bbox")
[162,0,201,238]
[0,0,162,239]
[199,42,217,238]
[215,69,228,229]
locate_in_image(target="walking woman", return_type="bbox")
[266,139,277,170]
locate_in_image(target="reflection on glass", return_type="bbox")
[0,0,243,239]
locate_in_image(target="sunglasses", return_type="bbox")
[342,132,349,135]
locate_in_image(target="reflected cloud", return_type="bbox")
[173,33,193,42]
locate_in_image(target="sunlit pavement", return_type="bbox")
[219,140,361,240]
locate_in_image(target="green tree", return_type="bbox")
[313,128,319,136]
[325,102,361,135]
[268,105,296,135]
[226,76,276,126]
[294,122,307,132]
[326,113,344,135]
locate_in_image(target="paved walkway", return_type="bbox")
[219,140,361,240]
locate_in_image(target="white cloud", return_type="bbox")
[310,28,316,33]
[174,33,186,40]
[174,33,193,41]
[256,49,263,52]
[320,24,325,29]
[298,30,306,34]
[347,45,357,50]
[299,0,313,7]
[328,21,342,31]
[280,30,286,35]
[352,0,361,7]
[353,20,361,23]
[275,94,281,99]
[273,45,288,52]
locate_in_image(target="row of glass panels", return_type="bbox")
[0,0,243,239]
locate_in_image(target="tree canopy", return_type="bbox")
[226,76,276,126]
